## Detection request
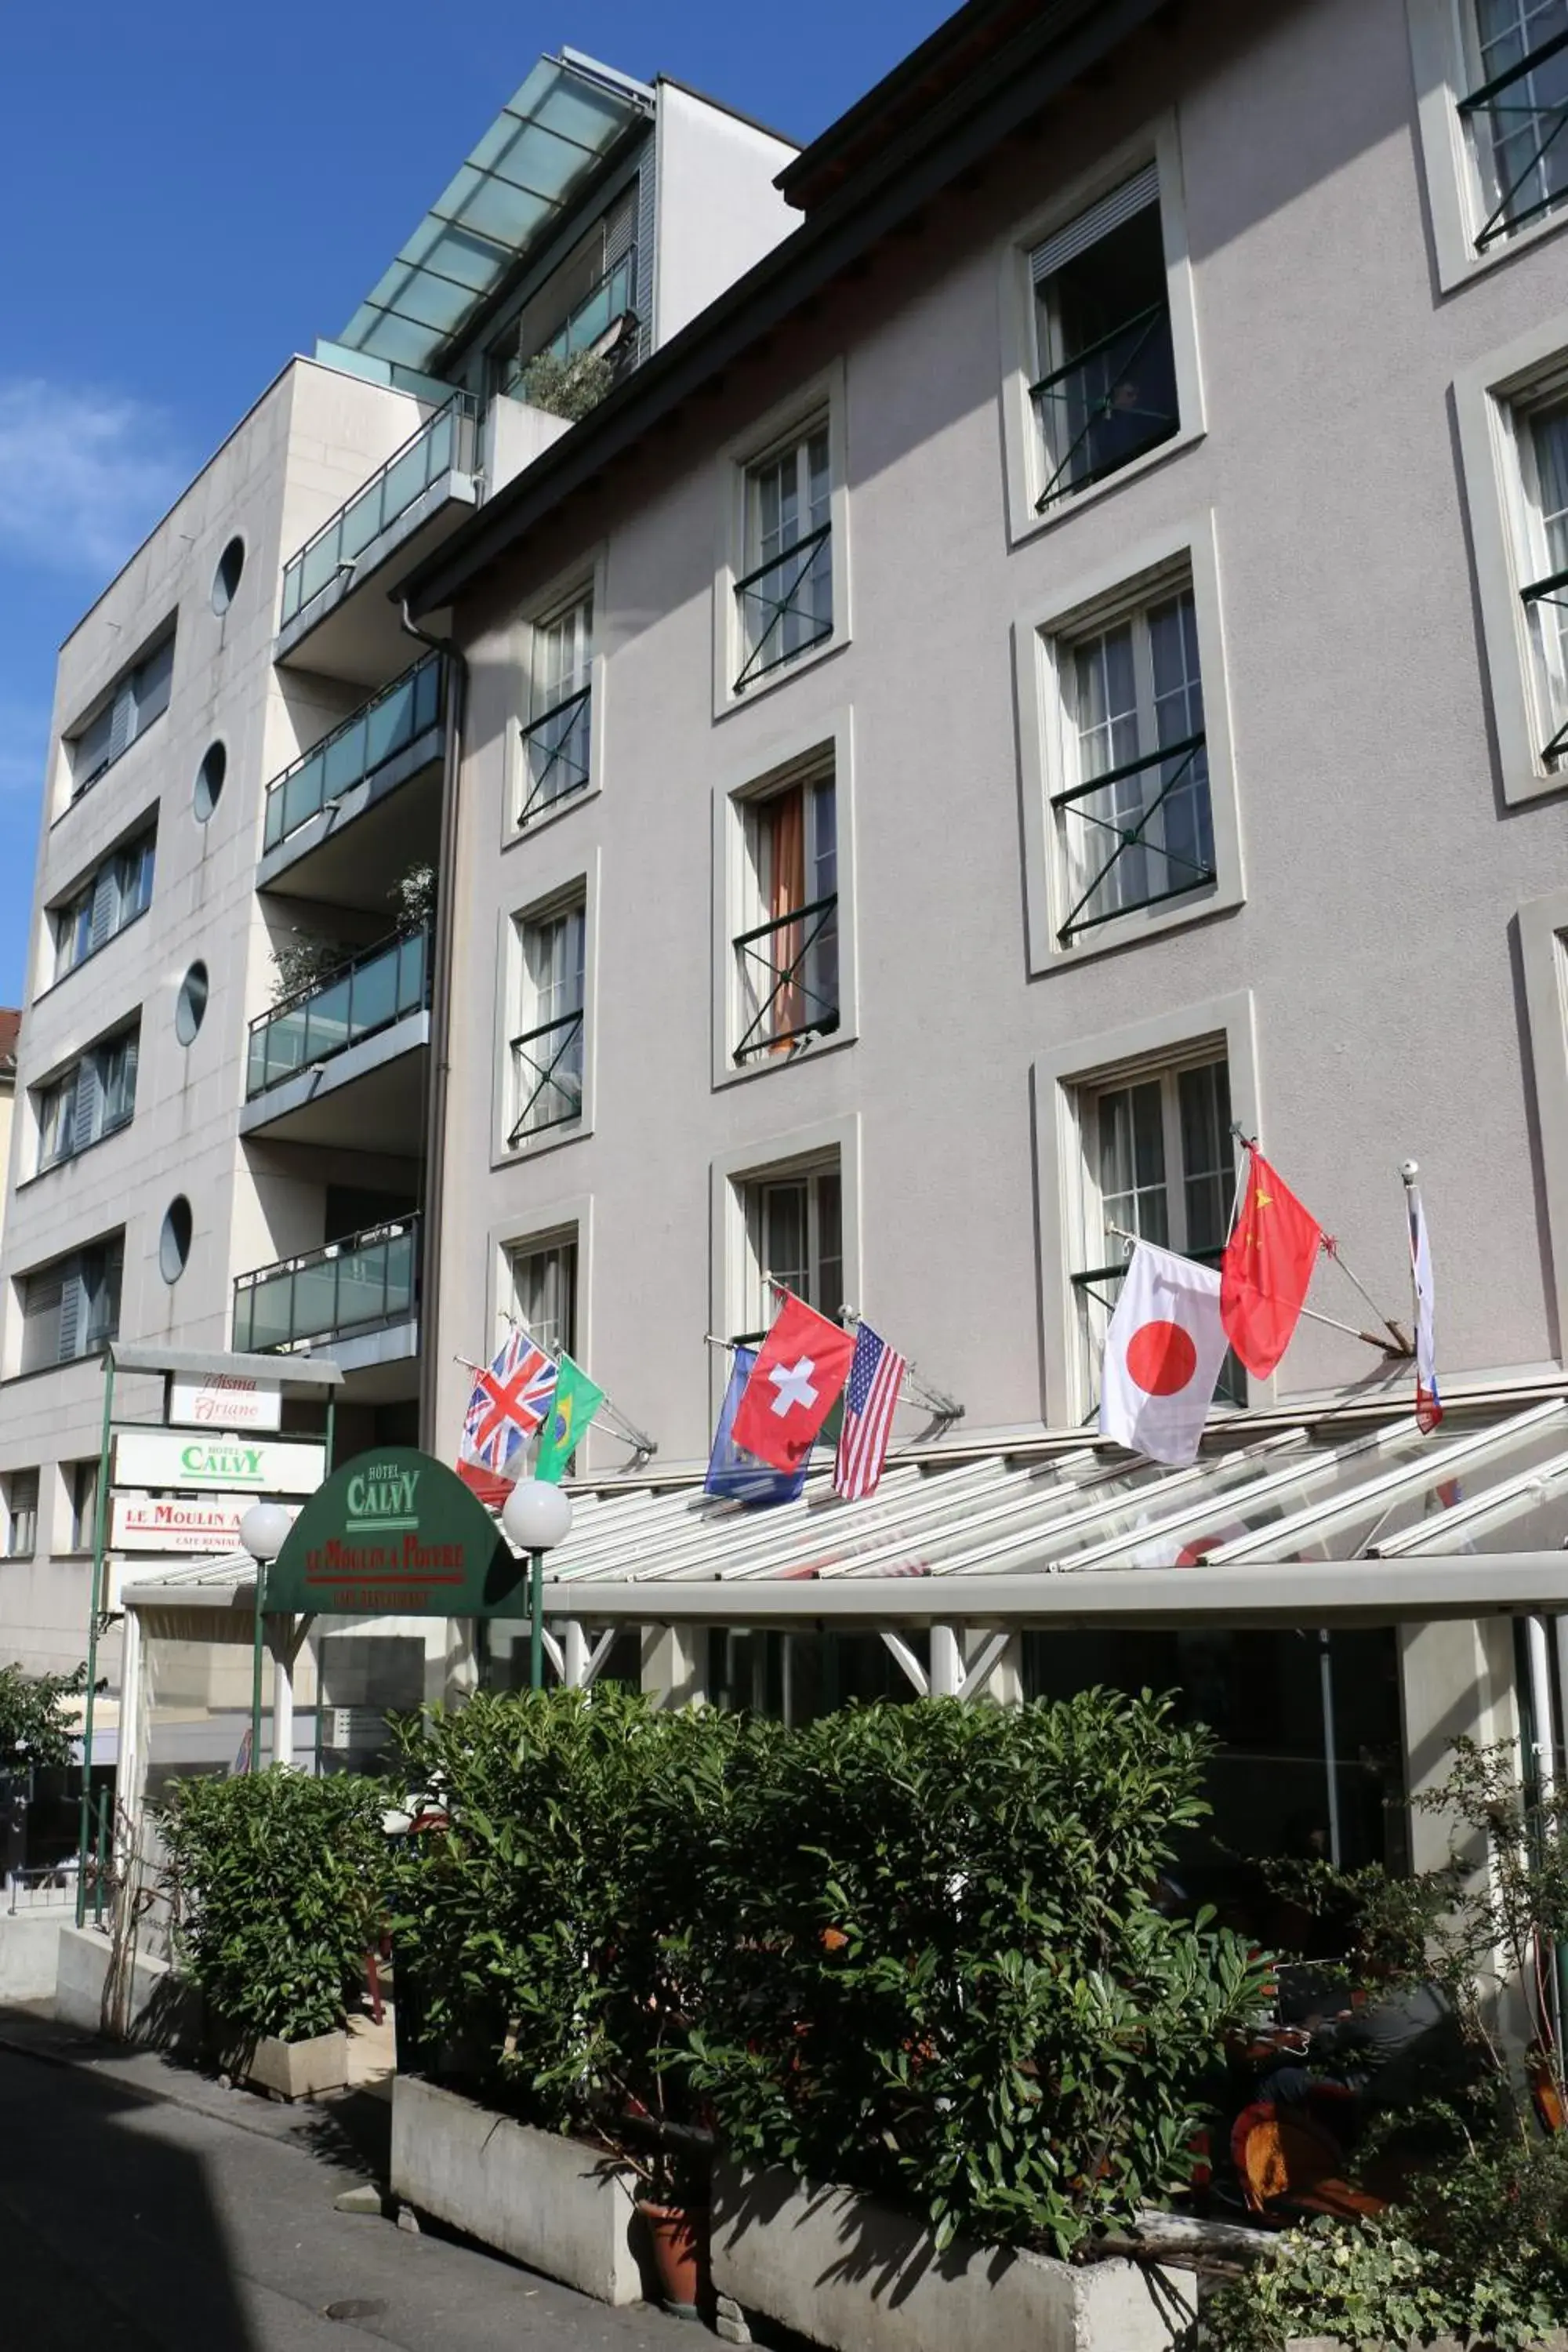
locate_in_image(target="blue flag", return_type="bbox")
[704,1348,810,1506]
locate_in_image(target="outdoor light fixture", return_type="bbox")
[238,1500,293,1563]
[501,1479,575,1690]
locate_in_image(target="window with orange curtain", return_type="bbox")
[737,773,838,1062]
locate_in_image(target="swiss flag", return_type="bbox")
[732,1295,856,1472]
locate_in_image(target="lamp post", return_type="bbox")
[500,1481,574,1690]
[239,1501,292,1773]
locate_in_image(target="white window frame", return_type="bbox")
[492,849,597,1163]
[1015,512,1241,967]
[1456,310,1568,805]
[998,115,1203,549]
[504,548,608,847]
[1032,992,1259,1424]
[710,706,858,1088]
[483,1197,593,1459]
[3,1470,38,1559]
[1409,0,1568,291]
[1519,884,1568,1355]
[710,1113,862,1424]
[713,361,850,720]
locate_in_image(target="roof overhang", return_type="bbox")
[110,1343,343,1389]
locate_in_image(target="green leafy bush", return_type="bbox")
[389,1686,1265,2253]
[0,1661,85,1769]
[676,1690,1266,2256]
[159,1769,387,2045]
[519,347,616,421]
[387,1686,745,2160]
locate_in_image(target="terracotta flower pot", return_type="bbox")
[635,2198,710,2319]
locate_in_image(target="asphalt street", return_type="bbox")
[0,2043,703,2351]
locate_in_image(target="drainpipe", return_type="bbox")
[401,601,467,1453]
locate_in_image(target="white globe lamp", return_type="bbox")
[238,1501,293,1564]
[501,1480,574,1690]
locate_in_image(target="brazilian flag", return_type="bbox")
[535,1354,604,1484]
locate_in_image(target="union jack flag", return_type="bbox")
[833,1321,906,1501]
[461,1328,558,1478]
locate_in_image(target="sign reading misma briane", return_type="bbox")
[169,1374,282,1432]
[264,1446,524,1617]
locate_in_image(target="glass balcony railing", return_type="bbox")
[263,654,445,853]
[234,1214,420,1355]
[246,927,430,1099]
[279,393,478,626]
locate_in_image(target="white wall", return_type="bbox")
[652,82,798,348]
[432,0,1568,1486]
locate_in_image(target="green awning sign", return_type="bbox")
[265,1446,524,1617]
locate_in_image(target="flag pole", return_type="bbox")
[474,1327,659,1463]
[1319,1237,1411,1356]
[840,1305,963,1423]
[1103,1222,1395,1353]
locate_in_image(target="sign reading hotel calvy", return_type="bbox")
[111,1491,274,1555]
[112,1431,326,1495]
[266,1446,524,1617]
[169,1374,282,1433]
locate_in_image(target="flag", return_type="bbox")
[1100,1241,1230,1467]
[731,1294,857,1472]
[833,1322,906,1501]
[705,1348,809,1506]
[460,1327,557,1480]
[535,1355,604,1484]
[1220,1147,1323,1377]
[1406,1184,1443,1434]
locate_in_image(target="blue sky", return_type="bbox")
[0,0,949,1004]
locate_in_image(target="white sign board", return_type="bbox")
[169,1374,282,1432]
[112,1431,325,1496]
[111,1491,282,1555]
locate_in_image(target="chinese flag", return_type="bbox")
[732,1294,856,1472]
[1220,1148,1323,1377]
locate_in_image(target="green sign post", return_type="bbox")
[267,1447,526,1617]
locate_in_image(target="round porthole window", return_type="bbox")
[159,1197,193,1285]
[211,536,245,614]
[175,961,209,1045]
[194,741,227,822]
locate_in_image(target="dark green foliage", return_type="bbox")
[675,1690,1267,2256]
[386,1687,745,2167]
[159,1769,387,2045]
[389,1686,1267,2252]
[0,1661,85,1769]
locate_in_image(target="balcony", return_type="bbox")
[274,394,479,682]
[257,655,445,906]
[241,928,430,1151]
[734,895,839,1063]
[234,1215,420,1380]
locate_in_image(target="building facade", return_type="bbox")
[0,52,796,1687]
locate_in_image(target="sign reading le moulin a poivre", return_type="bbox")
[264,1447,525,1617]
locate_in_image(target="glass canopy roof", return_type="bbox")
[336,55,652,373]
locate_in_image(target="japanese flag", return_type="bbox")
[1099,1241,1230,1468]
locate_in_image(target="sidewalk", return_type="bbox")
[0,2009,703,2350]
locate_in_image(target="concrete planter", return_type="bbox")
[214,2027,350,2102]
[710,2161,1194,2352]
[54,1924,201,2053]
[390,2075,648,2307]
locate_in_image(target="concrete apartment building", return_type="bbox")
[383,0,1568,1869]
[0,50,796,1692]
[8,0,1568,1899]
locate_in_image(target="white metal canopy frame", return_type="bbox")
[121,1389,1568,1634]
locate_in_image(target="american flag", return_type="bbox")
[833,1321,906,1501]
[461,1329,558,1476]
